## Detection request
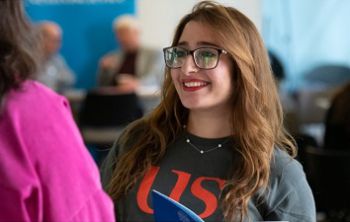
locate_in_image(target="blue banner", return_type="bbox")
[25,0,135,89]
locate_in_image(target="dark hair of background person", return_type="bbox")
[0,0,41,103]
[268,51,285,82]
[324,82,350,150]
[106,1,296,221]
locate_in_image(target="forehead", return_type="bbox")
[178,21,219,47]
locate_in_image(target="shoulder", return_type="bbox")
[269,148,310,197]
[1,80,75,144]
[102,50,121,59]
[103,118,148,163]
[261,148,316,221]
[4,80,67,112]
[270,148,303,182]
[100,118,148,186]
[139,47,162,57]
[50,54,65,62]
[115,118,149,153]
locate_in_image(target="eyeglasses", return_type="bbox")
[163,46,227,70]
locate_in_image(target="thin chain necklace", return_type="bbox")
[185,138,229,154]
[183,125,230,154]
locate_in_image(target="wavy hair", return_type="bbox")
[107,1,296,221]
[0,0,40,103]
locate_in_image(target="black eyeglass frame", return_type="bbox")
[163,46,228,70]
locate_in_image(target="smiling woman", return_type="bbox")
[168,21,233,113]
[101,1,316,222]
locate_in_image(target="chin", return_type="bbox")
[181,101,207,110]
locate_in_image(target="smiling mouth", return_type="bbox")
[183,81,208,87]
[182,81,209,91]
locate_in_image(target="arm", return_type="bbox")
[97,52,121,87]
[0,121,41,221]
[137,48,164,90]
[55,54,76,88]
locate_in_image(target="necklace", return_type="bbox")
[183,125,230,154]
[185,138,228,154]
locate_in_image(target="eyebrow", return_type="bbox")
[177,41,221,48]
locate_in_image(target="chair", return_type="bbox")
[79,90,143,164]
[79,90,143,143]
[303,146,350,221]
[296,86,340,125]
[296,65,350,125]
[303,65,350,86]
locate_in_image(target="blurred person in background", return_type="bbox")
[36,21,75,93]
[268,51,300,136]
[97,15,163,93]
[323,82,350,150]
[0,1,114,221]
[101,1,315,221]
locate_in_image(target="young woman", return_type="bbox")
[0,1,114,221]
[102,1,315,221]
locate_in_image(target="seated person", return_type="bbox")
[323,82,350,150]
[97,15,163,92]
[36,21,75,93]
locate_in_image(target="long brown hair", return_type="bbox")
[0,0,40,103]
[107,1,296,220]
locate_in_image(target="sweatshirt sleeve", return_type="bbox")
[263,150,316,222]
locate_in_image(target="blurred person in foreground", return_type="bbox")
[97,15,163,93]
[0,1,115,221]
[101,1,315,221]
[36,21,75,93]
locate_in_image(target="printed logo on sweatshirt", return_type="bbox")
[136,166,225,219]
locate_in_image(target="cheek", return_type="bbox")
[212,65,234,97]
[214,66,233,87]
[170,70,181,88]
[222,58,234,85]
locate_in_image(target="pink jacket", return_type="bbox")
[0,80,115,222]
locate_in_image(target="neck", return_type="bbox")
[44,53,54,61]
[186,108,232,138]
[123,44,139,53]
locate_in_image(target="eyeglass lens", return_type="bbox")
[164,47,220,69]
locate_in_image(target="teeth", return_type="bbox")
[184,82,207,87]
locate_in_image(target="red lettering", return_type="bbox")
[136,167,192,214]
[169,170,191,201]
[191,177,225,218]
[136,167,225,219]
[137,166,160,214]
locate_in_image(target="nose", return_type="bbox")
[180,54,198,75]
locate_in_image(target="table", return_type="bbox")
[63,86,161,121]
